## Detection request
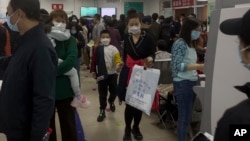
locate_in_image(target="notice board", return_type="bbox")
[124,2,143,16]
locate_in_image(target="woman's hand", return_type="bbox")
[144,57,153,68]
[196,64,204,71]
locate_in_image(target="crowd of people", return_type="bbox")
[1,0,235,141]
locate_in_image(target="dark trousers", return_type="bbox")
[49,98,77,141]
[124,104,143,130]
[98,74,117,109]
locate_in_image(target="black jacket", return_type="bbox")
[214,82,250,141]
[0,24,58,140]
[117,31,156,101]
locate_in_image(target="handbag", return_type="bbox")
[125,65,160,115]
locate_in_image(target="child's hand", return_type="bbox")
[116,62,123,72]
[92,72,96,79]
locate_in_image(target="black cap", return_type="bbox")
[220,9,250,35]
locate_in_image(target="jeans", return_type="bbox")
[174,80,197,141]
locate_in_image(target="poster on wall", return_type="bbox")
[172,0,194,7]
[124,2,143,16]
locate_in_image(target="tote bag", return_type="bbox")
[125,65,160,115]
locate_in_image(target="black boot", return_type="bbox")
[132,128,143,140]
[123,127,132,141]
[97,109,106,122]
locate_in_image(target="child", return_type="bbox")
[155,40,172,60]
[48,23,90,108]
[91,30,123,122]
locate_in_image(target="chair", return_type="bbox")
[153,59,176,129]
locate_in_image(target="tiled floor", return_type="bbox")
[0,67,178,141]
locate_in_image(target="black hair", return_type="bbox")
[69,15,79,23]
[163,17,172,24]
[188,13,196,18]
[39,9,49,24]
[79,17,87,26]
[69,22,82,31]
[180,14,185,17]
[157,40,167,51]
[120,14,125,21]
[127,8,141,24]
[152,13,158,21]
[159,15,165,20]
[40,9,49,15]
[180,18,200,47]
[94,14,101,21]
[106,19,115,27]
[10,0,40,21]
[112,15,117,19]
[100,30,110,36]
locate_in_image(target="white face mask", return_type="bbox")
[53,21,66,32]
[101,38,110,46]
[128,26,140,34]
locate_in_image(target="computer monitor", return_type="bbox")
[80,7,98,17]
[101,8,116,17]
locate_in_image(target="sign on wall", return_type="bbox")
[172,0,194,7]
[52,4,64,10]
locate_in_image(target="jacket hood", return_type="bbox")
[234,82,250,98]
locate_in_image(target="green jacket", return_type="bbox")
[55,36,78,100]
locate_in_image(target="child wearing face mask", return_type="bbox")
[47,20,90,109]
[91,30,123,122]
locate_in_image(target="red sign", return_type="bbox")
[172,0,194,7]
[52,4,64,10]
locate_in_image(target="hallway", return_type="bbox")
[0,67,178,141]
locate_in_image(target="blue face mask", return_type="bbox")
[191,30,201,40]
[6,12,19,32]
[71,30,77,35]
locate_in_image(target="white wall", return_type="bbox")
[0,0,8,17]
[40,0,161,18]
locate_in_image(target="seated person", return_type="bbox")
[155,40,171,60]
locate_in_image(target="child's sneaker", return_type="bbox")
[71,94,90,108]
